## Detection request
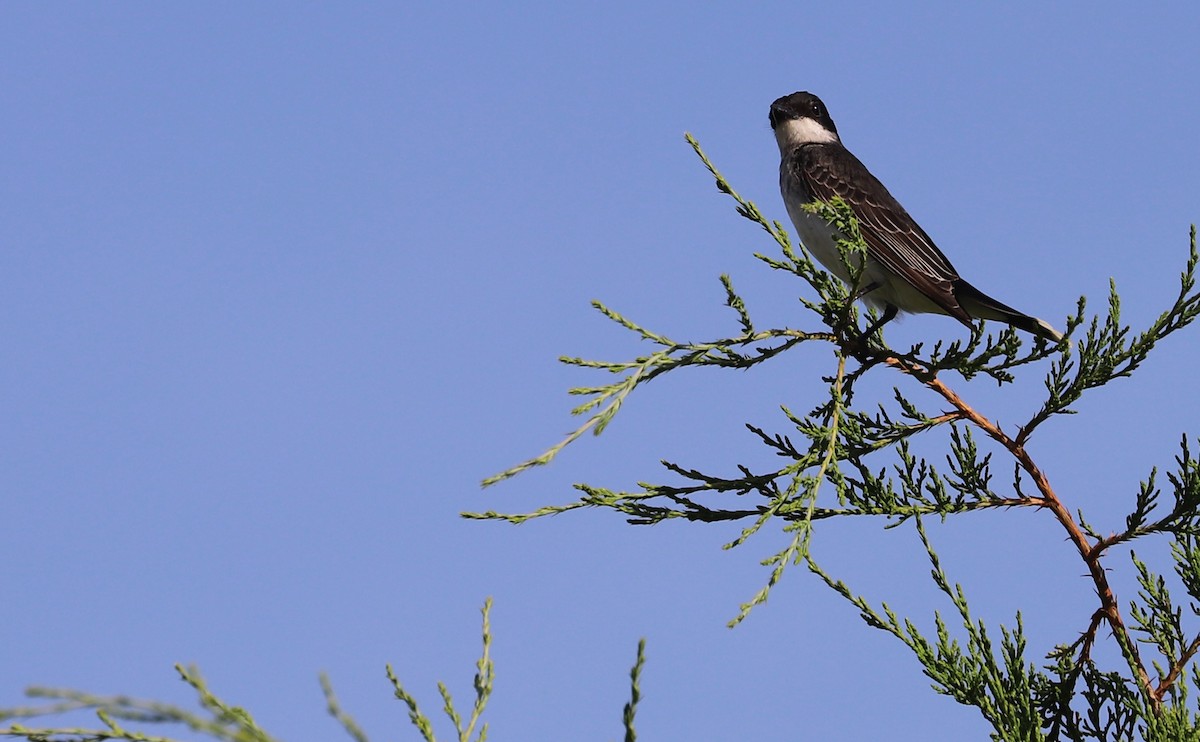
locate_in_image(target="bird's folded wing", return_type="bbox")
[794,146,970,321]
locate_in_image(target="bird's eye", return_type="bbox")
[812,103,824,117]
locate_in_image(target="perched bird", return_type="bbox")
[769,91,1062,342]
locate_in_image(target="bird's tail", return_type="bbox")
[953,280,1064,343]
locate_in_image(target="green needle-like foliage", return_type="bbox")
[1,600,647,742]
[0,665,277,742]
[472,135,1200,739]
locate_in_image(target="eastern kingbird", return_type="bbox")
[769,91,1063,342]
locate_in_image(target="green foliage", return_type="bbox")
[384,598,494,742]
[0,600,645,742]
[622,639,646,742]
[0,665,274,742]
[474,135,1200,739]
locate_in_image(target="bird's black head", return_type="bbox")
[769,91,837,135]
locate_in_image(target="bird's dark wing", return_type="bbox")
[792,143,970,321]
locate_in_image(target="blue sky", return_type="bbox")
[3,3,1199,740]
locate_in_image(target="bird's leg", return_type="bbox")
[862,303,898,341]
[837,280,896,348]
[850,280,881,304]
[848,281,897,340]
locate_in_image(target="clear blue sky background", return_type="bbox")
[3,4,1199,740]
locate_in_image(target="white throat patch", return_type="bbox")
[774,117,839,152]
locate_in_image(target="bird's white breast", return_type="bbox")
[782,196,855,283]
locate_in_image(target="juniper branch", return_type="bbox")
[476,134,1200,736]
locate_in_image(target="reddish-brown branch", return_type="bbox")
[881,354,1159,709]
[1155,632,1200,703]
[1075,609,1105,667]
